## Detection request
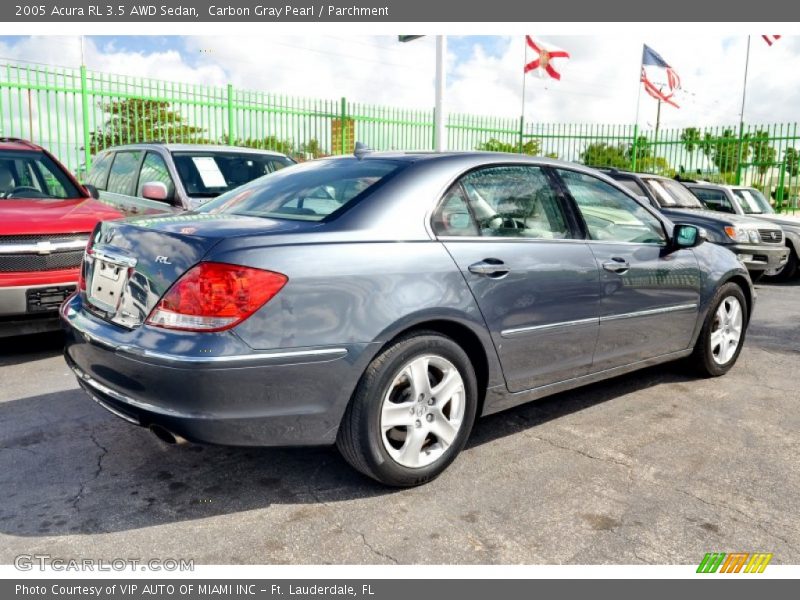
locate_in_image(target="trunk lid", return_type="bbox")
[83,212,319,328]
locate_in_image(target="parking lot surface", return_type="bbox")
[1,281,798,565]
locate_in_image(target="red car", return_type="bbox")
[0,138,123,337]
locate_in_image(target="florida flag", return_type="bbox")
[641,44,681,108]
[524,36,570,80]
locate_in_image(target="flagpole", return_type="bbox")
[632,45,644,171]
[520,37,528,153]
[736,35,751,185]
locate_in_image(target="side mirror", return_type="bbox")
[673,223,706,249]
[83,183,99,199]
[141,181,169,202]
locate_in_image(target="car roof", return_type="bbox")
[323,150,599,171]
[0,137,43,152]
[597,168,670,181]
[98,142,290,157]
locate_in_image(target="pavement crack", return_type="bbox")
[354,530,399,565]
[70,432,108,511]
[528,433,632,470]
[676,488,800,554]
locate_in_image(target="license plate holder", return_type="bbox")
[88,258,129,313]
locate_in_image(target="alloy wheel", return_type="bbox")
[710,296,744,365]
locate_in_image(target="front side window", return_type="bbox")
[558,169,666,245]
[137,152,175,202]
[200,158,404,221]
[0,151,82,199]
[692,187,735,213]
[443,165,571,239]
[106,151,142,195]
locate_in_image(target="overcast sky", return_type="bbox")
[0,34,798,130]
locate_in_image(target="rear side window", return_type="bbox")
[85,152,113,190]
[692,187,735,213]
[106,151,142,195]
[432,187,479,236]
[200,159,403,221]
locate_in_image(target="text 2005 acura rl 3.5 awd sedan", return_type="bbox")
[62,152,754,486]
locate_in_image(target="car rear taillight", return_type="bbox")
[78,236,95,292]
[146,262,287,332]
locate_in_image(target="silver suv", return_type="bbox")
[83,143,295,216]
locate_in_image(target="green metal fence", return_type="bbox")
[1,59,798,212]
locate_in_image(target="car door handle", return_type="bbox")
[602,258,630,274]
[468,259,511,277]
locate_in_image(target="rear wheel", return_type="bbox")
[690,283,748,377]
[336,332,478,487]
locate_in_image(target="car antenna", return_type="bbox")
[354,141,373,160]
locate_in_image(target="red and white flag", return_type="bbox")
[524,36,570,80]
[762,35,782,46]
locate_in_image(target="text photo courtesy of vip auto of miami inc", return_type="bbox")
[0,23,798,588]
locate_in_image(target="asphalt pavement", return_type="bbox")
[1,280,798,565]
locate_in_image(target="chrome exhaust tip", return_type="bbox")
[149,424,188,446]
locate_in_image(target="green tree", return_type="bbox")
[785,147,799,177]
[700,129,749,175]
[299,138,327,159]
[476,137,542,155]
[89,98,205,153]
[581,142,629,169]
[680,127,701,153]
[748,130,777,184]
[625,135,652,164]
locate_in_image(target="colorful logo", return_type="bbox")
[697,552,773,573]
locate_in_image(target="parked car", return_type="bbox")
[600,169,788,281]
[0,137,123,337]
[685,183,800,281]
[83,143,295,216]
[63,152,753,486]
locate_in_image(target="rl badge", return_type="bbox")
[696,552,773,573]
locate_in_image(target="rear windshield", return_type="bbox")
[0,151,82,199]
[172,151,295,198]
[198,159,404,221]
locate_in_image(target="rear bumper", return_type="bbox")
[61,294,376,447]
[727,243,789,272]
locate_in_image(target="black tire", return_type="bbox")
[336,331,478,487]
[690,282,748,377]
[762,246,798,282]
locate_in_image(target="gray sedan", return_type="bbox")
[62,152,754,486]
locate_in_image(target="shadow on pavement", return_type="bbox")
[0,361,694,538]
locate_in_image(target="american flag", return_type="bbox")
[762,35,782,46]
[641,45,681,108]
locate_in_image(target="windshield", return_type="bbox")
[0,151,82,199]
[643,178,704,209]
[171,151,295,198]
[198,158,405,221]
[732,188,774,215]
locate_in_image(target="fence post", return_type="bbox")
[79,65,91,172]
[630,124,639,171]
[226,83,235,145]
[518,115,525,154]
[735,121,745,185]
[340,97,347,155]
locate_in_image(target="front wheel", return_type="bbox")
[690,283,748,377]
[336,332,478,487]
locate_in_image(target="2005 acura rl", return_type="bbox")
[62,152,753,487]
